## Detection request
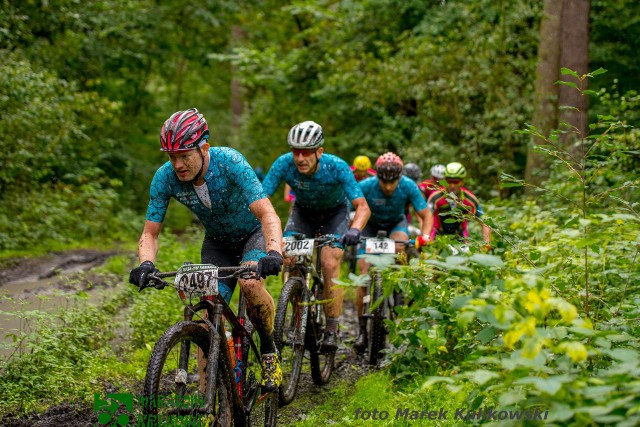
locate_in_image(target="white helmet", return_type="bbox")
[430,164,445,180]
[287,121,324,149]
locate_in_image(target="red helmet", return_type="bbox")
[375,152,404,181]
[160,108,209,152]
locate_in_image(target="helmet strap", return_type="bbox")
[191,148,206,184]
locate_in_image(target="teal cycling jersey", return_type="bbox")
[262,153,363,210]
[145,147,266,242]
[359,175,427,228]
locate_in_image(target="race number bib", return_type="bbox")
[365,238,395,254]
[174,264,219,295]
[284,237,315,257]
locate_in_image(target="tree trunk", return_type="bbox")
[559,0,590,157]
[230,25,246,138]
[524,0,563,190]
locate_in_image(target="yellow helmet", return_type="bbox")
[353,155,372,172]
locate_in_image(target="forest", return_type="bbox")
[0,1,639,426]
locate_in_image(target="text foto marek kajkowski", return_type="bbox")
[354,406,550,422]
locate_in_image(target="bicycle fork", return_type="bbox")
[204,303,224,414]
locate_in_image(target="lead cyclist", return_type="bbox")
[261,120,371,352]
[128,108,284,392]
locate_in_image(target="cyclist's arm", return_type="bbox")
[415,208,430,236]
[423,208,435,240]
[481,224,491,243]
[261,155,288,197]
[349,196,370,230]
[138,220,162,263]
[250,198,284,254]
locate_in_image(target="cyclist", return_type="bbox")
[419,164,446,200]
[128,108,284,392]
[354,152,429,352]
[283,183,296,204]
[403,163,422,183]
[417,162,491,248]
[262,120,371,351]
[351,155,376,182]
[402,162,423,233]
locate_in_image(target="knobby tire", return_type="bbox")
[367,271,386,366]
[308,277,335,385]
[142,321,234,427]
[273,278,306,406]
[240,319,278,427]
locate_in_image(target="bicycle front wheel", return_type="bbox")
[143,321,234,427]
[308,279,335,385]
[273,278,306,406]
[367,271,386,366]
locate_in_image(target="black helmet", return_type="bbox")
[403,163,422,182]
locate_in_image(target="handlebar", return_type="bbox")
[358,236,415,246]
[141,265,258,292]
[286,233,342,247]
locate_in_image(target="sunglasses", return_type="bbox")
[292,148,317,157]
[446,178,463,185]
[378,176,400,183]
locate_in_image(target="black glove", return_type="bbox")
[340,227,361,246]
[256,250,284,278]
[129,261,160,288]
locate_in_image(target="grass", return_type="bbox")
[289,371,472,426]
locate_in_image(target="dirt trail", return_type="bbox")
[0,249,123,357]
[0,249,117,288]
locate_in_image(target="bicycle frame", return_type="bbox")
[148,265,266,417]
[359,231,413,364]
[282,238,325,329]
[274,234,337,401]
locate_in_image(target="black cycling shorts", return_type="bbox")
[200,226,266,302]
[284,201,350,248]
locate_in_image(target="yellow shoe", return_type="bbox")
[260,352,282,393]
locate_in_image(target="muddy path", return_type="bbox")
[0,249,119,288]
[0,249,125,355]
[0,250,377,426]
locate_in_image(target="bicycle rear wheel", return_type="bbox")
[367,271,386,366]
[143,321,234,427]
[308,279,335,385]
[240,319,278,427]
[273,278,306,406]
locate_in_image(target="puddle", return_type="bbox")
[0,250,121,359]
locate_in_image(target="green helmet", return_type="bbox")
[444,162,467,179]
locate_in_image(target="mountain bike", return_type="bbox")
[273,234,338,406]
[139,263,277,427]
[359,231,413,366]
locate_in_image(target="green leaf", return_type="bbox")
[607,348,638,362]
[589,67,607,77]
[556,81,578,89]
[476,326,497,344]
[515,375,568,395]
[421,376,453,389]
[466,369,500,385]
[501,181,524,188]
[561,67,579,78]
[469,254,504,268]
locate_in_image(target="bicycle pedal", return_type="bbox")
[255,391,272,405]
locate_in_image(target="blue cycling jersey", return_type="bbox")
[262,153,363,210]
[359,175,427,228]
[145,147,266,243]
